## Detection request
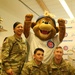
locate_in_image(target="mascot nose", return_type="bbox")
[45,22,48,24]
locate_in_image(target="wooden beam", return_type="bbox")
[36,0,50,12]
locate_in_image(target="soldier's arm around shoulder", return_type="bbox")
[20,62,30,75]
[66,61,75,75]
[46,63,52,75]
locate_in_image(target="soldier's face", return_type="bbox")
[34,51,44,62]
[13,24,24,36]
[54,48,63,60]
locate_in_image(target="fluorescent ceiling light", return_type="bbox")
[59,0,74,19]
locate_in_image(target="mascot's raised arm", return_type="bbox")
[24,11,66,63]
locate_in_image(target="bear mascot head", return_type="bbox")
[24,11,66,63]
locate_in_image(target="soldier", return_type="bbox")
[1,22,27,75]
[20,48,49,75]
[48,46,75,75]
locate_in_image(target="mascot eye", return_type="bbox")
[42,20,45,23]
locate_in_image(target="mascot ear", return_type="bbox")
[31,22,36,28]
[56,27,59,33]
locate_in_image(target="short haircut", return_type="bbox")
[13,22,21,29]
[56,46,62,49]
[34,48,44,54]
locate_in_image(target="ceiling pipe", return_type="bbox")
[19,0,39,16]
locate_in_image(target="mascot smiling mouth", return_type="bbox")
[40,30,50,34]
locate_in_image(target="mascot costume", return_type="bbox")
[24,11,66,63]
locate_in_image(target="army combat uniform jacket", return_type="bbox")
[2,35,27,75]
[21,59,49,75]
[48,58,75,75]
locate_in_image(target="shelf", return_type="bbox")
[0,28,7,32]
[0,17,7,32]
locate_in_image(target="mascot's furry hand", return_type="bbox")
[24,14,33,37]
[25,14,33,21]
[58,18,65,27]
[58,18,65,41]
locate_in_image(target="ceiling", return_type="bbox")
[0,0,75,21]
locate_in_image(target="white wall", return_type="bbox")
[60,19,75,67]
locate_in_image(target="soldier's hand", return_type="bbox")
[6,69,13,75]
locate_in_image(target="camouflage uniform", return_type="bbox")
[48,58,75,75]
[21,59,49,75]
[1,35,27,75]
[0,62,1,75]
